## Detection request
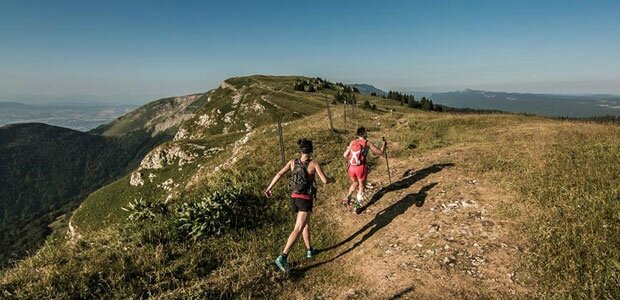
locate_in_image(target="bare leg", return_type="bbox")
[301,217,311,249]
[282,212,311,254]
[357,177,366,201]
[347,180,359,198]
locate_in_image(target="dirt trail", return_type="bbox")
[282,143,531,299]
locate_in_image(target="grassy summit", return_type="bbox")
[1,75,618,299]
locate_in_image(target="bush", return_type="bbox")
[175,184,264,240]
[122,198,168,222]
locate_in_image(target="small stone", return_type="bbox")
[508,272,516,282]
[344,289,356,297]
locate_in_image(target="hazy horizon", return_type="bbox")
[1,0,619,104]
[2,81,620,106]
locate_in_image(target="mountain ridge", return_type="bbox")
[350,83,387,96]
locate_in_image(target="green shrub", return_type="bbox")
[122,198,168,222]
[175,185,264,240]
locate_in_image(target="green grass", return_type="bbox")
[519,130,620,299]
[71,175,150,232]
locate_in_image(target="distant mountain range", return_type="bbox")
[428,89,620,117]
[350,84,387,96]
[351,84,620,117]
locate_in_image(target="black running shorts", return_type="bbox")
[290,197,313,213]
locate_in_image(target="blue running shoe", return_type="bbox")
[275,255,289,272]
[306,247,316,258]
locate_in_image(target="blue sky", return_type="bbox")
[1,0,619,104]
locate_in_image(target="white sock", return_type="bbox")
[357,192,363,202]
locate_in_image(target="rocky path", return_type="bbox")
[282,145,530,299]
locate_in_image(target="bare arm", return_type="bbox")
[343,142,351,158]
[312,161,331,184]
[368,140,386,156]
[264,160,293,197]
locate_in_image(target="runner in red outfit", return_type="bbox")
[343,127,386,208]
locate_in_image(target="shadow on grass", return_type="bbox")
[290,182,438,280]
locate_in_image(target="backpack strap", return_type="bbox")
[294,158,312,173]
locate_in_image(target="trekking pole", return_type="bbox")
[382,137,392,184]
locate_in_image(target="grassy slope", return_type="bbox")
[1,76,618,298]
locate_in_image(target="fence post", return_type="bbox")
[277,119,285,166]
[325,96,335,132]
[352,99,357,129]
[343,99,347,133]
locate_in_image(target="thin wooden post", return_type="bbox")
[277,119,285,166]
[343,99,347,132]
[325,96,335,132]
[352,99,357,129]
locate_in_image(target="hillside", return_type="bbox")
[90,93,207,137]
[0,123,162,265]
[1,76,618,299]
[0,91,212,265]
